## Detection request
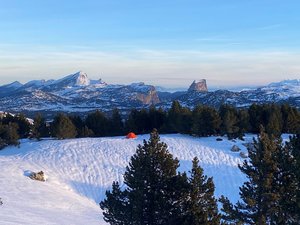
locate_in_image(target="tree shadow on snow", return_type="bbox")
[69,181,110,204]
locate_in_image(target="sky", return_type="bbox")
[0,0,300,88]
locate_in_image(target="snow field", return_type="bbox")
[0,134,251,225]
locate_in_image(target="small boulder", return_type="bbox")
[240,151,248,158]
[29,171,46,182]
[216,138,223,141]
[231,145,241,152]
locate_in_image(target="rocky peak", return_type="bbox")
[75,71,90,86]
[188,79,208,92]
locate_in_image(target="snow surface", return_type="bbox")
[0,134,256,225]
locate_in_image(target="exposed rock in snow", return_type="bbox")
[231,145,241,152]
[29,171,46,182]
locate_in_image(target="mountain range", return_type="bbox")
[0,71,299,117]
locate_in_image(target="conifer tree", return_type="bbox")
[2,113,31,138]
[166,100,184,133]
[248,104,264,133]
[125,109,151,134]
[220,128,282,224]
[237,109,250,139]
[264,104,283,137]
[69,115,84,137]
[275,137,299,224]
[281,104,300,133]
[148,106,167,132]
[182,157,220,225]
[85,110,109,137]
[123,129,182,225]
[100,129,188,225]
[125,109,139,133]
[109,108,124,136]
[51,113,77,139]
[219,105,240,139]
[191,105,221,136]
[100,181,130,225]
[285,134,300,223]
[32,113,47,140]
[179,107,192,134]
[0,122,19,149]
[80,125,94,137]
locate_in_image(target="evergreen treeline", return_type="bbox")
[1,102,300,147]
[47,102,300,140]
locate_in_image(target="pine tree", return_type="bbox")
[179,107,192,134]
[275,137,299,224]
[219,105,240,139]
[85,110,109,137]
[32,113,47,140]
[148,106,167,132]
[123,129,181,225]
[191,105,221,137]
[220,128,281,224]
[237,109,250,139]
[248,104,264,133]
[69,115,84,137]
[264,104,283,137]
[109,108,124,136]
[2,113,31,138]
[51,113,77,139]
[281,104,300,133]
[0,122,19,149]
[285,134,300,223]
[80,125,94,137]
[125,109,139,134]
[100,181,130,225]
[182,157,220,225]
[166,100,184,133]
[100,129,188,225]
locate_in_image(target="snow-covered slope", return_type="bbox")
[0,134,253,225]
[262,79,300,99]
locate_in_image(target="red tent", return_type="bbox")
[126,132,137,139]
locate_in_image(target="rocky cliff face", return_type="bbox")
[136,87,160,104]
[188,79,208,92]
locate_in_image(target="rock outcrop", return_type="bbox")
[188,79,208,92]
[29,171,46,182]
[231,145,241,152]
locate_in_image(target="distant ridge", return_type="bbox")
[0,71,300,117]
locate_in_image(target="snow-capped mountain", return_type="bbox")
[0,72,299,117]
[0,71,160,116]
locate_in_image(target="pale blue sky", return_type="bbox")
[0,0,300,88]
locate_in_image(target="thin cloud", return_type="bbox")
[0,48,299,88]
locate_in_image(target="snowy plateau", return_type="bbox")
[0,134,291,225]
[0,71,300,117]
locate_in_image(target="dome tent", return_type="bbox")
[126,132,137,139]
